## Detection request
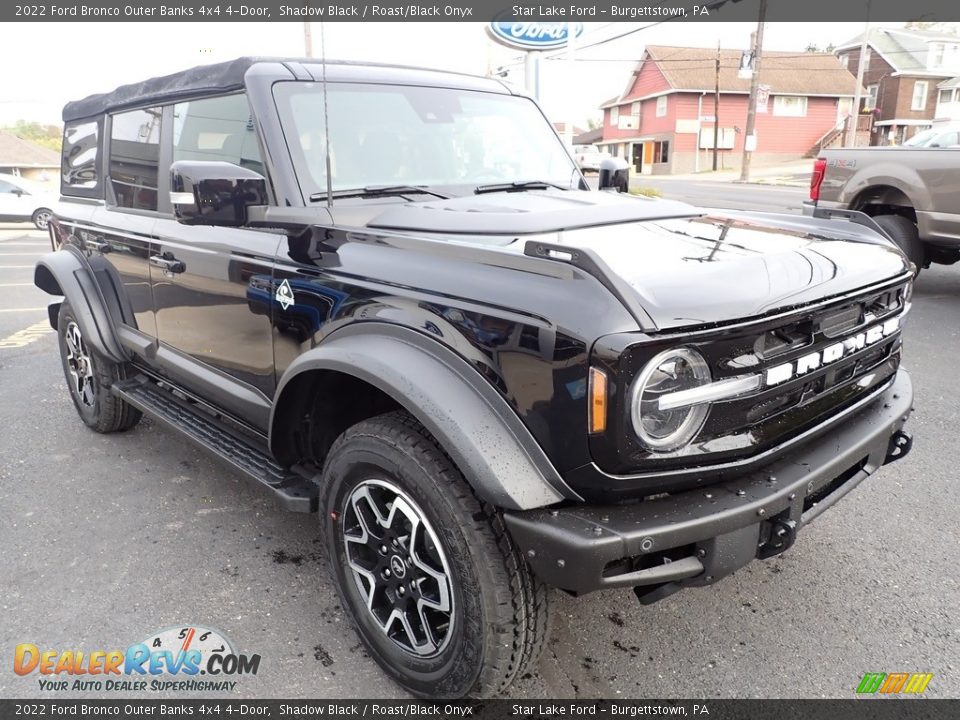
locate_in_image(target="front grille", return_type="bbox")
[595,278,910,477]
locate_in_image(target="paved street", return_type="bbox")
[633,177,810,213]
[1,191,958,700]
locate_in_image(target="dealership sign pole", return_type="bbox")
[487,22,584,108]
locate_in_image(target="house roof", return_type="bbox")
[836,27,960,76]
[552,122,587,136]
[0,130,60,168]
[635,45,859,99]
[573,127,603,145]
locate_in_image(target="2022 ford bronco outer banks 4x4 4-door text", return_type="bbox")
[37,58,915,698]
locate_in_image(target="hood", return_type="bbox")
[363,190,909,331]
[557,211,911,330]
[367,189,698,235]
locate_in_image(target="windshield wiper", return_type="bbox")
[474,180,569,195]
[309,185,450,202]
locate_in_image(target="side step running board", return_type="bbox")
[112,377,318,512]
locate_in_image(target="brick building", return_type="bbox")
[835,27,960,145]
[597,45,860,175]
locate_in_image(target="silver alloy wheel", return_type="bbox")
[342,479,455,657]
[64,321,96,407]
[34,209,52,230]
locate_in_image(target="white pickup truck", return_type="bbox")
[808,147,960,273]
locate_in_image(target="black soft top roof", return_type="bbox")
[62,57,511,122]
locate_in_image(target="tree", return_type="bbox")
[805,42,836,53]
[904,21,959,34]
[2,120,62,153]
[586,116,601,131]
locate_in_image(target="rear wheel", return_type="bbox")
[319,411,549,698]
[57,302,142,433]
[873,214,925,271]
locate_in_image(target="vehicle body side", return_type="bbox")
[817,147,960,250]
[38,58,915,605]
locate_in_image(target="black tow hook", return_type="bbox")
[757,518,797,560]
[885,430,913,465]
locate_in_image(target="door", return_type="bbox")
[837,98,853,128]
[149,94,280,431]
[632,143,643,174]
[77,107,162,340]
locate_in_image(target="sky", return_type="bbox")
[0,20,919,130]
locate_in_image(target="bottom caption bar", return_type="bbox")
[1,700,957,720]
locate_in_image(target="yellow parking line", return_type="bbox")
[0,307,46,313]
[0,320,53,349]
[0,266,37,269]
[0,283,34,287]
[0,253,45,256]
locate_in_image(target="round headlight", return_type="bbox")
[631,347,711,452]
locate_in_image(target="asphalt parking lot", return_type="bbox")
[1,211,958,700]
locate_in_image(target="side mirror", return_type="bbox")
[170,161,268,227]
[598,157,629,193]
[13,189,25,197]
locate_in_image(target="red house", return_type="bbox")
[599,45,861,175]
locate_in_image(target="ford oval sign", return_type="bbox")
[487,22,584,51]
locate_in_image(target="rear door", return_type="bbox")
[66,108,161,343]
[149,94,280,431]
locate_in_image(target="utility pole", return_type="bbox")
[846,5,872,147]
[712,41,720,172]
[739,0,767,182]
[303,22,313,57]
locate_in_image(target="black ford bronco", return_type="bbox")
[37,58,914,698]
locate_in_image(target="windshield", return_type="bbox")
[273,81,579,199]
[902,129,938,147]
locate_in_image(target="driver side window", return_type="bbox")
[173,94,264,176]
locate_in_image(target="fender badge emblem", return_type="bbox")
[275,279,295,311]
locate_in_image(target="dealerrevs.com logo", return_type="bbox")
[14,626,260,692]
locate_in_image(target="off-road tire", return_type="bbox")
[874,214,925,272]
[318,411,550,698]
[57,302,142,433]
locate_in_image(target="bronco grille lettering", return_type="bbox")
[765,317,899,387]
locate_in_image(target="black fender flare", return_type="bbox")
[33,248,127,363]
[269,323,582,511]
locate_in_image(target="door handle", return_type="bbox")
[149,254,186,274]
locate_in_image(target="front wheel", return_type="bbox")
[319,411,549,698]
[32,208,53,230]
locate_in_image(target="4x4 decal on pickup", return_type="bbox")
[275,279,295,311]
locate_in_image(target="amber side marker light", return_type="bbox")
[588,367,608,434]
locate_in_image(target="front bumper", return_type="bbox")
[503,369,913,599]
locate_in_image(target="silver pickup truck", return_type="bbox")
[808,147,960,273]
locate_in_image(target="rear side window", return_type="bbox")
[109,107,161,211]
[173,94,263,175]
[61,120,100,194]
